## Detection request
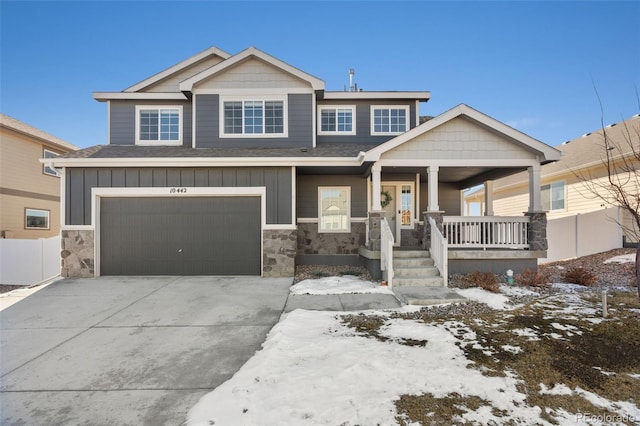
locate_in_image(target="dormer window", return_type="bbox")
[220,97,286,137]
[318,106,356,135]
[371,105,409,135]
[135,106,182,145]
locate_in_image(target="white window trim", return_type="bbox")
[318,186,351,233]
[219,96,288,138]
[317,105,356,135]
[135,105,183,146]
[370,105,410,135]
[25,208,50,230]
[541,180,567,212]
[43,149,60,177]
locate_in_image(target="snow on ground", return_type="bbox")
[604,253,635,264]
[188,310,544,426]
[453,287,512,310]
[188,280,639,425]
[290,275,393,295]
[500,284,540,297]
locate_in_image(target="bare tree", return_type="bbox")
[574,96,640,297]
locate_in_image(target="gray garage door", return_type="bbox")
[100,197,261,275]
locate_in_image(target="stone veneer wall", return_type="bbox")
[401,223,424,247]
[297,222,366,255]
[61,229,95,278]
[422,211,444,249]
[525,212,548,251]
[263,229,297,277]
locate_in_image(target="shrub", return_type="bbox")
[516,268,551,288]
[562,267,598,286]
[462,271,500,293]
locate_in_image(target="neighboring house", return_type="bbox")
[45,46,561,282]
[0,114,78,239]
[465,114,640,257]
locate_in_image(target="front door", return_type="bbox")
[381,183,414,246]
[382,185,397,244]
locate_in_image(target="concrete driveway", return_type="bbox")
[0,276,292,425]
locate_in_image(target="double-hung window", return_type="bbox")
[541,181,566,211]
[318,106,356,135]
[135,106,182,145]
[371,105,409,135]
[318,187,351,233]
[222,99,286,137]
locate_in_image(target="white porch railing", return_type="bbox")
[428,217,448,287]
[380,218,394,287]
[442,216,530,249]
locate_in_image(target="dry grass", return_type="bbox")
[341,290,640,425]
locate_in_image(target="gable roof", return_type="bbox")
[0,113,78,152]
[363,104,561,163]
[124,46,231,93]
[468,114,640,194]
[179,46,325,93]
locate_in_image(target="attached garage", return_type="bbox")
[99,196,261,275]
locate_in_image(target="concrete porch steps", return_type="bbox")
[392,249,444,288]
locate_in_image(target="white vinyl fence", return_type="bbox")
[541,208,622,263]
[0,236,61,285]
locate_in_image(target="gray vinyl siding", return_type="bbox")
[316,100,417,145]
[417,181,461,215]
[109,100,192,147]
[65,166,292,226]
[296,175,368,218]
[195,94,312,148]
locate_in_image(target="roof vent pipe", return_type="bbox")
[349,68,355,92]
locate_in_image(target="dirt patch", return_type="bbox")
[0,285,26,294]
[294,265,372,284]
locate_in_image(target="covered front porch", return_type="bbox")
[359,105,562,286]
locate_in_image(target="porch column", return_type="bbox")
[427,165,439,212]
[528,164,543,213]
[371,163,382,211]
[484,180,494,216]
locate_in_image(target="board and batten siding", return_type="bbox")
[195,94,312,148]
[296,175,368,218]
[109,100,192,147]
[65,167,292,226]
[316,100,417,145]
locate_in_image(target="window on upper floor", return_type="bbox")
[318,187,351,233]
[371,106,409,135]
[541,181,566,211]
[43,149,59,177]
[221,98,286,137]
[135,106,182,145]
[318,106,356,135]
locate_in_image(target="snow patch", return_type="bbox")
[604,254,635,264]
[290,275,393,295]
[539,383,573,395]
[500,285,540,297]
[454,288,512,310]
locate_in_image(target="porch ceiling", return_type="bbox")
[382,166,528,188]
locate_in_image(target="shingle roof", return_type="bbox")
[491,114,640,190]
[0,113,79,152]
[60,143,373,159]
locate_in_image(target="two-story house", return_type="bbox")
[46,46,561,283]
[0,113,78,239]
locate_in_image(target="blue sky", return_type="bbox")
[1,1,639,149]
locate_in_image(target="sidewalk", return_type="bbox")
[0,278,60,311]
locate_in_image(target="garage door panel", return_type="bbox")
[100,197,261,276]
